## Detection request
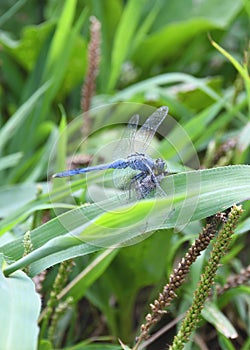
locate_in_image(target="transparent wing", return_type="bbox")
[113,114,139,159]
[133,106,168,154]
[112,114,139,190]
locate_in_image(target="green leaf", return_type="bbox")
[5,5,87,158]
[107,0,147,91]
[38,339,53,350]
[0,81,50,153]
[0,178,85,235]
[118,339,131,350]
[158,99,225,161]
[202,302,238,339]
[64,343,121,350]
[111,73,222,102]
[3,165,250,276]
[44,0,77,76]
[237,121,250,152]
[244,0,250,17]
[52,110,68,189]
[41,4,88,102]
[132,0,242,71]
[218,334,236,350]
[210,37,250,117]
[0,255,41,350]
[0,183,42,218]
[0,0,27,27]
[0,152,23,171]
[0,22,54,71]
[61,248,119,302]
[86,231,172,340]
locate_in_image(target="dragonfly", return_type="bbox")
[52,106,169,199]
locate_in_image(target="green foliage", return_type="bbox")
[0,255,41,350]
[0,0,250,349]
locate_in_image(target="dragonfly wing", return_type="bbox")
[113,114,139,159]
[112,114,139,190]
[126,114,140,155]
[134,106,168,153]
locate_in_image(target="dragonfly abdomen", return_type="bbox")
[52,163,112,178]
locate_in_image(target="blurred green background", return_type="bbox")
[1,1,250,350]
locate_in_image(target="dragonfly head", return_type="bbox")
[153,158,165,175]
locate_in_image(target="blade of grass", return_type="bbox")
[107,0,148,91]
[14,5,88,156]
[52,107,68,190]
[0,152,23,171]
[0,81,50,154]
[3,165,250,276]
[210,37,250,117]
[44,0,77,77]
[0,0,27,26]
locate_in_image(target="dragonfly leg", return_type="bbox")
[143,166,167,197]
[127,172,147,199]
[131,171,147,183]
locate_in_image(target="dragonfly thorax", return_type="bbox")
[127,153,156,173]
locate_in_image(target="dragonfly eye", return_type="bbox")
[154,158,165,175]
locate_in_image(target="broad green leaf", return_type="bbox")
[176,77,223,112]
[0,177,87,235]
[3,165,250,276]
[0,22,54,71]
[0,183,43,218]
[0,256,41,350]
[202,302,238,339]
[132,0,242,71]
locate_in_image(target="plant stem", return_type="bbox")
[169,205,243,350]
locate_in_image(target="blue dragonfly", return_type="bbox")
[53,106,169,199]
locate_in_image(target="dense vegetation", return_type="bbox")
[1,1,250,349]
